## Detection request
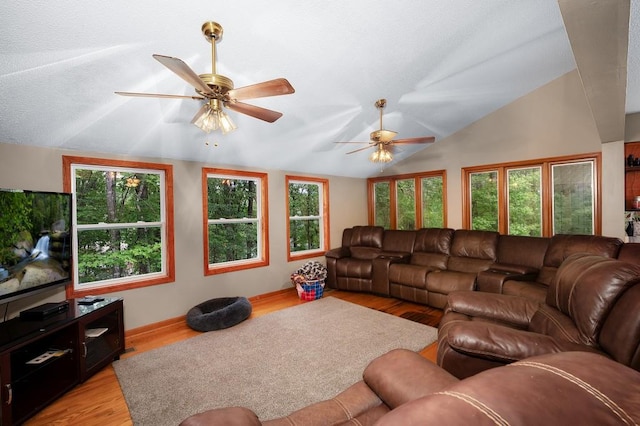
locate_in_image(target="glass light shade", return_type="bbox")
[193,102,237,134]
[369,145,393,163]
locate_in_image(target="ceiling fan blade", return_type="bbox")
[227,78,295,101]
[115,91,205,100]
[392,136,436,145]
[346,145,375,155]
[226,101,283,123]
[152,54,214,96]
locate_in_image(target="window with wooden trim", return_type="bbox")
[203,168,269,275]
[63,156,175,297]
[368,171,446,229]
[286,176,329,261]
[463,153,600,236]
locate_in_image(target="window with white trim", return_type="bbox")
[203,168,268,274]
[63,156,174,296]
[286,176,329,260]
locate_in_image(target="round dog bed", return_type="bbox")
[186,297,252,332]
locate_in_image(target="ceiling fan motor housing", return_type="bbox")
[197,73,234,96]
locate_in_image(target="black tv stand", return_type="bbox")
[19,301,69,321]
[0,297,124,425]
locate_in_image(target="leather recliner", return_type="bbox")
[438,253,640,379]
[180,349,640,425]
[325,226,385,293]
[497,233,623,302]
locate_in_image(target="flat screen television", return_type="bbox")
[0,189,72,304]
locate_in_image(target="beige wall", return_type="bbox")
[0,143,367,329]
[387,70,625,238]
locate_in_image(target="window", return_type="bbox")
[463,153,600,236]
[203,168,268,274]
[372,181,391,229]
[286,176,329,261]
[63,156,175,297]
[421,175,445,228]
[552,161,594,234]
[469,170,499,232]
[396,178,416,230]
[508,167,542,236]
[368,171,446,229]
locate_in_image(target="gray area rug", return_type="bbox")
[113,296,437,425]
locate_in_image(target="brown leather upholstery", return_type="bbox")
[180,349,640,425]
[618,242,640,264]
[476,234,549,298]
[499,234,623,302]
[387,228,454,305]
[425,229,498,308]
[325,226,384,292]
[326,227,630,308]
[438,253,640,378]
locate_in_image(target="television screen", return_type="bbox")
[0,189,72,304]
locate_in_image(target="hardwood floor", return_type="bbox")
[26,289,442,425]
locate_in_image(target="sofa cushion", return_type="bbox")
[388,264,430,289]
[382,229,416,253]
[413,228,454,254]
[376,352,640,426]
[450,230,499,261]
[543,234,622,268]
[349,225,384,248]
[545,253,640,346]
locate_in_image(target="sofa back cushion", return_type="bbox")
[545,253,640,347]
[496,235,549,270]
[446,230,498,273]
[411,228,454,268]
[535,234,623,286]
[543,234,622,267]
[618,243,640,265]
[382,230,416,254]
[349,226,384,248]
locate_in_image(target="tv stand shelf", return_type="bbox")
[0,297,124,425]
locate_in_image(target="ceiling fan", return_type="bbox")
[115,21,295,134]
[336,99,435,163]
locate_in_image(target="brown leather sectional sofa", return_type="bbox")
[326,226,640,378]
[181,349,640,425]
[325,226,626,307]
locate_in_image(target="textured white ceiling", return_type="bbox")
[0,1,636,177]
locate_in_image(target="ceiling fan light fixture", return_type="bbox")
[369,145,393,163]
[193,100,237,134]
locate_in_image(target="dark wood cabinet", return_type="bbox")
[0,298,123,425]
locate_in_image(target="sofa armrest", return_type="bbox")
[363,349,458,409]
[488,262,539,275]
[325,246,350,259]
[378,251,412,261]
[445,322,604,363]
[476,265,538,294]
[371,252,412,295]
[446,291,539,328]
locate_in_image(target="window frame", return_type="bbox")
[202,168,269,275]
[62,156,175,298]
[285,175,330,261]
[368,170,447,229]
[462,153,601,236]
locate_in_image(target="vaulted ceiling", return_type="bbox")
[1,1,637,178]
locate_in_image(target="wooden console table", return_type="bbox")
[0,297,124,425]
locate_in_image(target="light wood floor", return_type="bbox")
[26,289,442,425]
